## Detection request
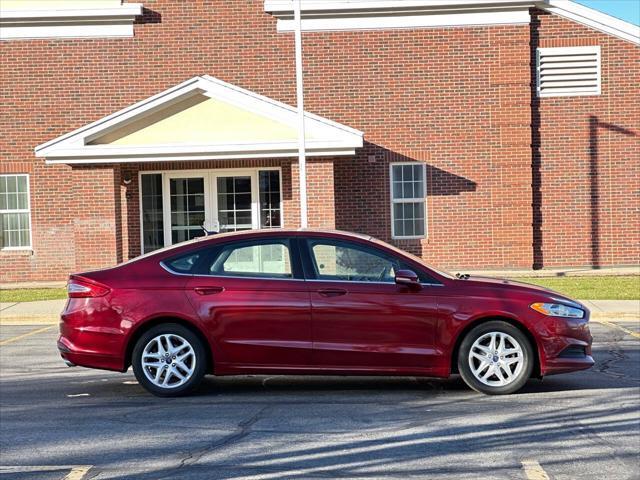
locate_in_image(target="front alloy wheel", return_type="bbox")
[132,323,206,397]
[458,321,533,395]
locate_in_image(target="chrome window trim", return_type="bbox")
[160,261,441,286]
[307,278,444,287]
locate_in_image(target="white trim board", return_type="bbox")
[275,11,531,32]
[35,75,364,165]
[265,0,534,32]
[263,0,640,45]
[0,3,143,40]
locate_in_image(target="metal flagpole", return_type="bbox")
[293,0,308,228]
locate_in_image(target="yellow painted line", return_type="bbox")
[0,466,92,479]
[0,325,55,346]
[64,465,93,480]
[596,319,640,339]
[521,460,550,480]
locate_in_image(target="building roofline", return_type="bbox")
[541,0,639,45]
[0,3,143,40]
[264,0,639,45]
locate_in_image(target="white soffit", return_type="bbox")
[35,75,364,165]
[264,0,535,31]
[0,1,143,40]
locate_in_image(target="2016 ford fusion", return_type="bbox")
[59,229,594,396]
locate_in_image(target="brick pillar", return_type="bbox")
[72,166,120,272]
[289,158,336,229]
[488,26,534,268]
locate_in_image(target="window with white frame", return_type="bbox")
[390,163,426,239]
[537,46,601,97]
[0,174,31,249]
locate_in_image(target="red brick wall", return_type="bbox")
[323,26,533,269]
[0,1,637,282]
[532,9,640,267]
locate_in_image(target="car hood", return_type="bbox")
[461,276,583,306]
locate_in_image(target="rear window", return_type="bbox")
[162,252,202,274]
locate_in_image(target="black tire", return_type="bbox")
[132,323,207,397]
[457,320,534,395]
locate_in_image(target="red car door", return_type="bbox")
[302,237,441,373]
[183,238,311,372]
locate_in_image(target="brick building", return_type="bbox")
[0,0,638,283]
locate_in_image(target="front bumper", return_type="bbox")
[544,354,595,375]
[537,314,595,376]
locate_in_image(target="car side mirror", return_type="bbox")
[395,270,421,290]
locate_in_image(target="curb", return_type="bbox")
[590,313,639,323]
[0,316,60,326]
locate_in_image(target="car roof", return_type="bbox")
[202,228,372,242]
[128,228,374,264]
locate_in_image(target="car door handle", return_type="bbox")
[317,288,347,297]
[193,286,224,296]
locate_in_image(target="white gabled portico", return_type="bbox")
[34,75,363,164]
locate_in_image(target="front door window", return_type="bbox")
[170,177,206,244]
[216,176,253,233]
[140,169,282,253]
[308,240,398,283]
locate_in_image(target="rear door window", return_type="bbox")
[208,240,293,279]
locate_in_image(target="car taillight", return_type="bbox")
[67,279,110,298]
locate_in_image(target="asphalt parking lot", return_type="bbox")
[1,321,639,480]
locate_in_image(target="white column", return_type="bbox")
[294,0,308,228]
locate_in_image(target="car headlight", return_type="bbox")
[530,302,585,318]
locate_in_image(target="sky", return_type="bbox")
[574,0,640,25]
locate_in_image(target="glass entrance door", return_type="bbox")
[143,168,282,252]
[167,176,208,244]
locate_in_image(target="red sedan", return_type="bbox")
[59,229,594,396]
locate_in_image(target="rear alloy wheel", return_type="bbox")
[132,323,206,397]
[458,321,533,395]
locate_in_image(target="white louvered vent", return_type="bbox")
[537,46,601,97]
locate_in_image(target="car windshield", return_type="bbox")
[369,236,455,280]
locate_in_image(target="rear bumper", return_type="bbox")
[58,335,125,372]
[58,296,128,372]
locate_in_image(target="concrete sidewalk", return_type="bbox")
[0,298,638,325]
[0,299,66,324]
